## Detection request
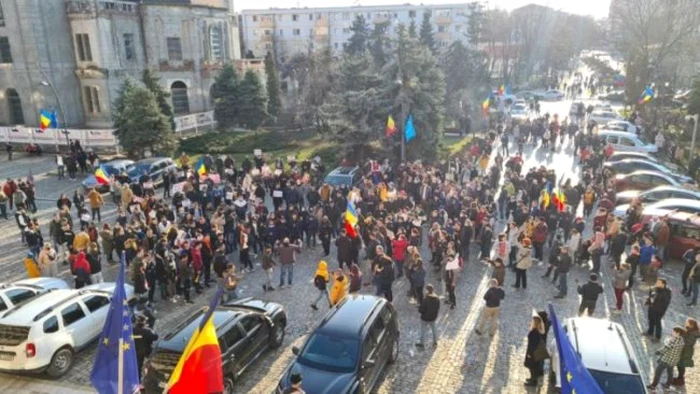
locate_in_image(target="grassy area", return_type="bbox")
[444,135,473,156]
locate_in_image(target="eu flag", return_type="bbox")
[90,252,140,394]
[405,115,416,142]
[548,304,603,394]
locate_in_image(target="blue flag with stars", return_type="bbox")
[90,252,140,394]
[405,114,416,142]
[548,304,603,394]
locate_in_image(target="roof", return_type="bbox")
[317,294,382,338]
[665,211,700,227]
[158,309,241,352]
[1,277,68,291]
[0,289,78,324]
[647,198,700,210]
[616,170,672,179]
[566,318,637,374]
[329,166,359,176]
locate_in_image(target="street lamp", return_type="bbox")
[686,114,699,163]
[39,78,70,148]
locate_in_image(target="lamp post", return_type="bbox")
[39,79,69,149]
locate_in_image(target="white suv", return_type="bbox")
[549,317,647,394]
[0,283,134,377]
[0,278,70,316]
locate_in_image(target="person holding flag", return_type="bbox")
[344,199,359,238]
[90,251,140,394]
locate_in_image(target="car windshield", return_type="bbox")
[588,369,646,394]
[128,164,151,177]
[325,175,350,187]
[636,134,651,145]
[297,333,358,373]
[105,163,133,175]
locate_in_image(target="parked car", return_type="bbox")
[616,198,700,219]
[510,103,530,122]
[604,151,682,172]
[81,159,134,193]
[143,298,286,393]
[277,295,399,394]
[126,157,176,187]
[598,130,658,154]
[569,102,586,117]
[549,317,646,394]
[613,170,681,193]
[604,159,695,185]
[597,90,625,102]
[602,120,639,135]
[516,90,539,100]
[664,211,700,260]
[614,186,700,206]
[536,90,565,101]
[0,278,70,317]
[0,283,134,377]
[323,166,362,188]
[589,110,624,125]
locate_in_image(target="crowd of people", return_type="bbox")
[1,105,698,392]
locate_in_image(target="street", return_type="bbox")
[0,97,696,394]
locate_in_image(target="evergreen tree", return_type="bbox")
[346,15,369,55]
[442,41,474,125]
[237,69,268,130]
[408,20,418,38]
[386,24,445,160]
[142,69,176,131]
[113,78,174,158]
[369,21,391,68]
[322,52,386,161]
[264,52,282,119]
[211,64,240,129]
[419,11,437,54]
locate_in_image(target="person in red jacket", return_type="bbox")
[2,179,17,211]
[392,233,409,279]
[532,218,548,264]
[71,251,92,289]
[191,241,204,294]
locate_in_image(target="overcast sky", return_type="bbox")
[234,0,612,19]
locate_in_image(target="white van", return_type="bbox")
[598,130,657,154]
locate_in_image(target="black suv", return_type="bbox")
[277,295,399,394]
[142,297,286,393]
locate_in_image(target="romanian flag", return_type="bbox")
[498,84,505,96]
[166,287,224,394]
[482,95,492,116]
[345,200,359,238]
[94,165,109,185]
[541,189,551,209]
[638,86,655,104]
[39,110,52,131]
[386,115,397,136]
[196,158,207,177]
[552,188,567,212]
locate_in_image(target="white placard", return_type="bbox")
[445,254,461,271]
[272,190,283,198]
[182,199,192,208]
[171,182,186,195]
[254,149,262,157]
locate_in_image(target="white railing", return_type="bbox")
[0,111,216,148]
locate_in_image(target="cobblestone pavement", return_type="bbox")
[0,99,697,394]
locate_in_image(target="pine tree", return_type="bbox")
[113,78,174,158]
[142,69,176,131]
[369,21,391,68]
[408,20,418,38]
[346,15,369,55]
[264,52,282,120]
[211,64,240,129]
[443,41,473,125]
[419,11,437,54]
[237,69,268,130]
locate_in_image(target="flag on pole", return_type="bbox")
[482,94,492,116]
[405,115,416,142]
[345,200,359,238]
[39,110,52,131]
[90,252,140,394]
[498,84,505,96]
[166,287,225,394]
[386,115,397,136]
[548,304,604,394]
[552,188,567,212]
[50,110,59,128]
[196,157,207,177]
[94,165,110,185]
[638,86,655,104]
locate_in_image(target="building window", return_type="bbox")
[6,89,23,125]
[0,2,5,27]
[264,29,271,36]
[293,29,300,36]
[75,34,92,62]
[342,12,349,20]
[210,26,223,61]
[317,13,322,20]
[334,43,338,49]
[170,81,189,114]
[409,10,416,18]
[123,33,134,60]
[264,42,272,51]
[278,15,282,21]
[292,14,299,21]
[167,37,182,61]
[342,28,349,34]
[438,26,446,33]
[278,29,283,36]
[252,15,257,22]
[309,28,314,36]
[84,86,101,114]
[309,14,313,21]
[0,37,12,63]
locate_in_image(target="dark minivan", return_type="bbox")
[142,298,286,393]
[277,295,399,394]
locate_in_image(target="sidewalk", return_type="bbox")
[0,374,95,393]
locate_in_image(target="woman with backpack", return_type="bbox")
[310,260,331,310]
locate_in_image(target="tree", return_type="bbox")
[211,64,240,129]
[322,52,386,161]
[113,78,174,158]
[467,2,486,46]
[408,20,418,39]
[369,21,391,68]
[237,69,268,130]
[142,69,175,131]
[419,11,436,54]
[346,15,369,55]
[264,52,282,120]
[287,49,333,134]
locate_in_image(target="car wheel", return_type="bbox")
[223,375,235,394]
[388,337,399,364]
[46,347,74,378]
[271,321,286,348]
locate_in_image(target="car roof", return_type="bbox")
[618,170,672,179]
[647,198,700,209]
[0,289,81,324]
[0,277,68,291]
[329,166,359,176]
[158,309,241,352]
[643,185,699,196]
[565,318,638,374]
[104,159,134,167]
[609,159,662,167]
[665,211,700,227]
[599,130,635,137]
[134,157,171,166]
[317,294,383,338]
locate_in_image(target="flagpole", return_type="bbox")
[118,337,124,394]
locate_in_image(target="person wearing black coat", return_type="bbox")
[610,231,628,269]
[335,230,353,270]
[524,315,547,386]
[416,284,440,348]
[133,315,159,380]
[319,217,332,256]
[304,214,318,248]
[646,279,672,341]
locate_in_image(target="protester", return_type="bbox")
[647,326,685,391]
[577,273,603,316]
[310,260,330,310]
[329,268,348,306]
[524,314,547,387]
[475,279,505,336]
[415,284,440,349]
[646,278,672,342]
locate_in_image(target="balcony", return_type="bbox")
[65,0,97,17]
[435,15,453,25]
[97,0,138,14]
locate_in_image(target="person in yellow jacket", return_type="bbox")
[329,268,348,306]
[120,183,133,208]
[311,260,331,310]
[73,229,90,252]
[87,188,104,222]
[24,252,41,278]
